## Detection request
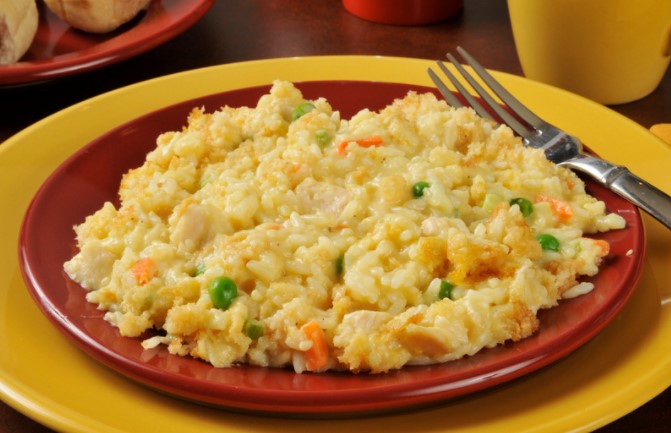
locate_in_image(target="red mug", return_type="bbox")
[342,0,463,25]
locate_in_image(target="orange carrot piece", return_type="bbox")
[593,239,610,257]
[337,135,384,155]
[355,135,384,147]
[336,141,349,155]
[535,194,574,222]
[131,257,157,286]
[301,321,329,371]
[330,223,351,230]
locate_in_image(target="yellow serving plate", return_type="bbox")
[2,56,671,432]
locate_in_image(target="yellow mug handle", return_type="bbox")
[664,22,671,56]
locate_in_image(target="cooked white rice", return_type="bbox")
[64,81,625,373]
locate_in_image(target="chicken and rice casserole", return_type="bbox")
[64,81,626,373]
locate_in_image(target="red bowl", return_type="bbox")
[342,0,463,25]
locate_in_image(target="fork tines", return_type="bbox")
[428,46,547,140]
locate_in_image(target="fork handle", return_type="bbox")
[564,156,671,229]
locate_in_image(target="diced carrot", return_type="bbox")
[329,223,351,230]
[337,135,384,155]
[566,178,575,190]
[355,135,384,147]
[535,194,574,222]
[593,239,610,257]
[301,321,329,371]
[131,257,157,286]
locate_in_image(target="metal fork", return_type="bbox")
[428,46,671,230]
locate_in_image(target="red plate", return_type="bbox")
[18,81,645,416]
[0,0,214,85]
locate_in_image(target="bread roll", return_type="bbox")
[0,0,38,65]
[43,0,151,34]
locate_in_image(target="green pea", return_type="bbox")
[208,276,238,309]
[439,280,454,300]
[412,181,431,197]
[291,102,316,121]
[510,197,534,217]
[537,233,560,252]
[193,264,206,277]
[315,130,331,148]
[335,255,344,277]
[244,319,265,340]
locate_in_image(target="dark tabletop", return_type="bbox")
[2,1,670,431]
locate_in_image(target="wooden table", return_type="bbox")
[1,1,670,431]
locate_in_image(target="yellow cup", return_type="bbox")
[508,0,671,105]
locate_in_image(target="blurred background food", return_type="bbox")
[0,0,151,65]
[0,0,38,65]
[43,0,150,33]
